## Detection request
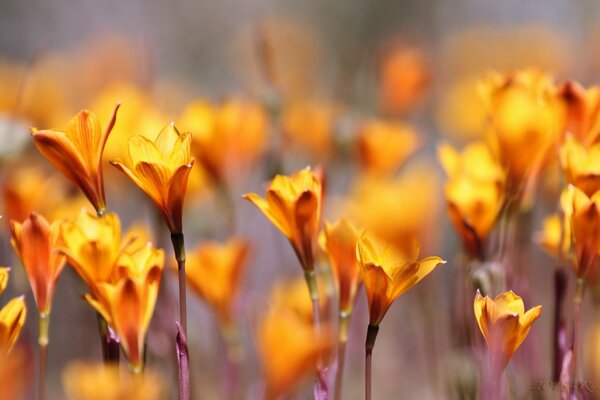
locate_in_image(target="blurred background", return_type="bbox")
[2,0,600,399]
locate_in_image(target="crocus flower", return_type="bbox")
[560,135,600,197]
[111,123,194,234]
[474,290,542,369]
[0,268,26,355]
[10,213,66,314]
[558,80,600,144]
[534,213,571,259]
[31,105,120,214]
[244,167,323,272]
[356,231,445,326]
[185,238,249,328]
[85,244,164,370]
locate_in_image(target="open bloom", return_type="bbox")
[111,123,194,233]
[560,136,600,197]
[356,231,445,326]
[185,238,249,327]
[558,81,600,144]
[0,268,26,355]
[31,105,120,213]
[10,213,66,314]
[321,219,362,314]
[244,167,323,271]
[474,290,542,369]
[85,244,164,370]
[561,185,600,279]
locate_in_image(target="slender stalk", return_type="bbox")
[171,232,188,334]
[553,267,568,381]
[572,278,586,397]
[38,312,49,400]
[96,313,120,364]
[364,324,379,400]
[334,311,350,400]
[304,269,328,399]
[221,323,244,400]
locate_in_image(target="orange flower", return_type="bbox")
[474,290,542,369]
[111,123,194,233]
[31,105,120,213]
[321,219,361,314]
[10,213,66,314]
[257,306,332,400]
[185,238,249,327]
[357,119,419,176]
[0,268,26,355]
[244,167,323,271]
[561,185,600,279]
[356,231,445,326]
[558,81,600,144]
[534,213,571,260]
[85,244,164,370]
[560,135,600,197]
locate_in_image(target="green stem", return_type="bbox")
[365,324,379,400]
[171,232,187,335]
[334,311,350,400]
[38,312,49,400]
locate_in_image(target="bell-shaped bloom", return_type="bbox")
[257,306,332,400]
[561,185,600,279]
[357,119,419,176]
[31,105,120,213]
[280,100,339,158]
[558,81,600,144]
[479,69,565,196]
[321,219,361,313]
[180,98,266,183]
[560,136,600,197]
[60,210,135,294]
[438,142,505,259]
[185,238,249,327]
[111,123,194,233]
[534,213,571,259]
[63,362,164,400]
[244,167,323,271]
[10,213,66,314]
[356,231,445,326]
[0,297,26,355]
[84,244,164,370]
[474,290,542,369]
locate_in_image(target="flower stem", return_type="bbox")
[38,312,49,400]
[304,269,328,399]
[552,267,568,381]
[334,312,350,400]
[572,277,586,397]
[365,324,379,400]
[171,232,188,335]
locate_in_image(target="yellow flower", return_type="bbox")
[438,142,505,259]
[185,238,249,327]
[321,219,361,313]
[480,69,565,196]
[257,306,332,400]
[356,231,445,326]
[31,105,121,213]
[357,119,419,176]
[560,136,600,197]
[561,185,600,279]
[244,167,323,271]
[474,290,542,369]
[0,297,26,355]
[10,213,66,314]
[558,81,600,144]
[60,210,135,294]
[534,213,571,259]
[269,276,324,324]
[0,268,8,294]
[111,123,194,233]
[85,244,164,370]
[63,362,165,400]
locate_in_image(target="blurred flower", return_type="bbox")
[180,98,266,184]
[85,244,164,370]
[561,185,600,279]
[321,219,361,314]
[534,213,571,259]
[377,43,429,115]
[474,290,542,369]
[185,238,249,327]
[257,305,332,400]
[0,268,7,293]
[0,295,26,355]
[357,119,419,176]
[356,231,445,326]
[63,362,165,400]
[558,81,600,144]
[0,348,26,400]
[560,135,600,197]
[31,105,121,214]
[479,69,566,197]
[244,167,323,271]
[111,123,194,233]
[269,276,323,324]
[10,213,66,314]
[280,100,339,158]
[438,142,505,259]
[60,210,135,295]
